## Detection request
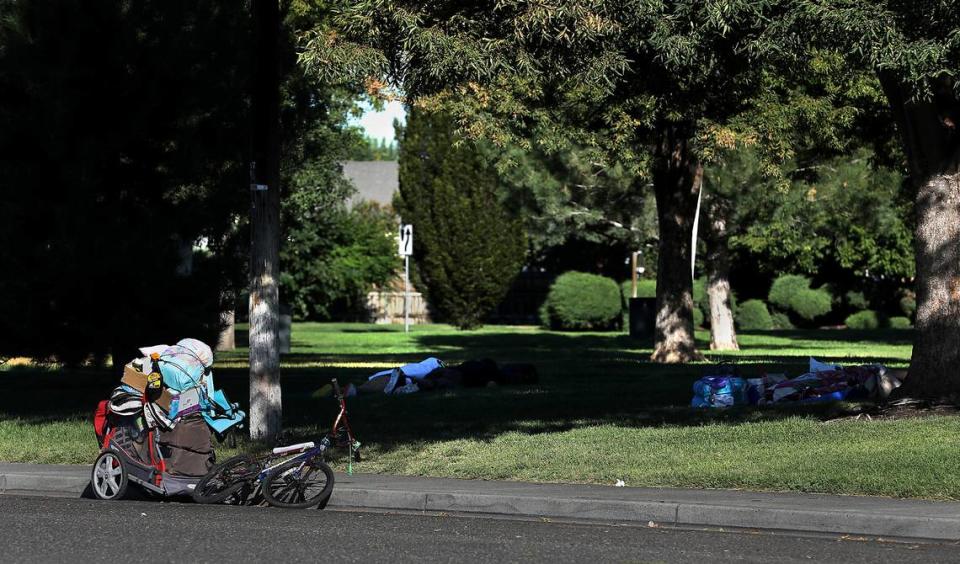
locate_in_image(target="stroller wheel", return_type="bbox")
[91,451,129,501]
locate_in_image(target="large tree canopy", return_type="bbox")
[782,1,959,397]
[305,0,877,362]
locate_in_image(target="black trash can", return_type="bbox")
[628,297,656,341]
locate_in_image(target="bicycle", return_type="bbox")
[191,378,361,509]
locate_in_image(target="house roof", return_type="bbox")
[342,160,398,208]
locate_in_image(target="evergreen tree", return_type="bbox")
[396,108,525,329]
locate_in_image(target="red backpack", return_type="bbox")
[93,399,111,445]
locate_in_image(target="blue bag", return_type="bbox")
[692,376,747,408]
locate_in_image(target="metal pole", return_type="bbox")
[404,255,410,332]
[691,173,704,280]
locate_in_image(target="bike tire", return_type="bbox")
[191,454,259,504]
[262,456,334,509]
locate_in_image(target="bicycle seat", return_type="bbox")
[271,442,315,455]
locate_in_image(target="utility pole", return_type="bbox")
[248,0,282,441]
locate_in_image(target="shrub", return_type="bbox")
[637,279,657,299]
[770,311,794,330]
[282,202,398,320]
[737,300,774,330]
[845,310,880,330]
[899,295,917,318]
[768,275,811,310]
[542,272,622,330]
[620,279,657,300]
[693,277,707,310]
[845,291,869,310]
[790,288,833,321]
[693,307,705,328]
[888,316,912,329]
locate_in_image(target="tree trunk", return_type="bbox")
[249,0,282,441]
[703,193,739,351]
[880,74,960,399]
[650,128,704,363]
[217,309,236,351]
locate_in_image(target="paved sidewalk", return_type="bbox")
[3,462,960,541]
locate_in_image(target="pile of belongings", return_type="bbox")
[692,357,903,408]
[106,338,245,475]
[764,357,902,404]
[356,357,539,395]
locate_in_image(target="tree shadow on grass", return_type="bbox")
[0,326,915,461]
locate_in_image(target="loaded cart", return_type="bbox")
[90,338,245,500]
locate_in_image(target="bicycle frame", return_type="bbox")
[255,378,360,483]
[328,378,358,452]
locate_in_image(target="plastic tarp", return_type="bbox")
[367,357,444,381]
[203,389,245,435]
[137,338,244,435]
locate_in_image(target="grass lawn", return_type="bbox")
[3,323,958,499]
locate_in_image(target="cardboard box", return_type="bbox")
[121,363,175,411]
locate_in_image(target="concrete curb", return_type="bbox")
[327,488,960,541]
[3,464,960,542]
[0,466,91,498]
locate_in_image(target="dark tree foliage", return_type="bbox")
[0,0,250,364]
[305,0,875,363]
[277,6,397,322]
[396,108,525,329]
[489,144,658,280]
[281,200,398,320]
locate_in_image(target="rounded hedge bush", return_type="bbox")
[768,275,811,310]
[845,310,880,330]
[737,300,773,330]
[888,316,912,329]
[790,288,833,321]
[693,277,707,308]
[845,291,869,310]
[899,296,916,318]
[620,279,657,300]
[542,272,622,330]
[770,311,794,330]
[693,307,705,328]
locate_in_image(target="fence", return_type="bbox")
[366,291,431,324]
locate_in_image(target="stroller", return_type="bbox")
[90,339,244,501]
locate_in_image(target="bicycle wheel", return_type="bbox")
[191,454,259,504]
[262,456,334,509]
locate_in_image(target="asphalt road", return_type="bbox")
[1,495,958,563]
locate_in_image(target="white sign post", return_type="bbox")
[398,224,414,332]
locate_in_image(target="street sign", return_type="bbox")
[399,224,413,257]
[398,223,414,332]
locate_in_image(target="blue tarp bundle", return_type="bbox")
[140,338,245,434]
